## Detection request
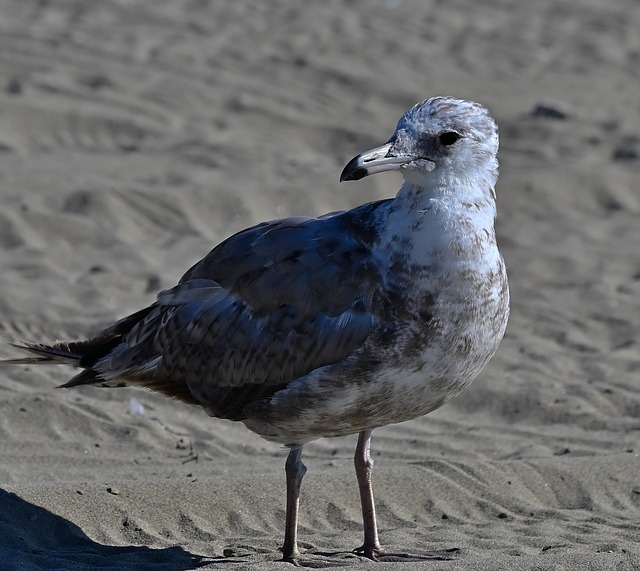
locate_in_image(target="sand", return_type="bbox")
[1,0,639,569]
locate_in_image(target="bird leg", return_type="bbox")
[282,447,351,568]
[353,429,383,559]
[353,430,459,562]
[282,446,307,564]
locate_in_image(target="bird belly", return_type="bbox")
[243,283,509,446]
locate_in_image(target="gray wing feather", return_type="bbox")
[94,211,382,419]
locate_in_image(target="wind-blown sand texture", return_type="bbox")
[1,1,639,569]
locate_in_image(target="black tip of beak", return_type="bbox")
[339,155,366,182]
[340,167,367,182]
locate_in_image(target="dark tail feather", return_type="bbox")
[5,337,122,368]
[2,306,156,381]
[1,341,102,388]
[58,368,105,389]
[0,305,207,403]
[4,341,86,366]
[4,343,119,389]
[3,340,119,389]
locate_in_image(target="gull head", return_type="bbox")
[340,96,499,187]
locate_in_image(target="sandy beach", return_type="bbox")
[1,0,639,569]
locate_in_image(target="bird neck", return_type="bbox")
[393,175,497,218]
[381,177,499,270]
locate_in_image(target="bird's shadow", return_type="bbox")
[0,489,215,570]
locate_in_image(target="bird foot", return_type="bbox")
[353,545,460,562]
[282,548,353,568]
[283,555,352,568]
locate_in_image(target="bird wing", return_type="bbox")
[91,204,389,420]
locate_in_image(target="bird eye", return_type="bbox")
[438,132,460,146]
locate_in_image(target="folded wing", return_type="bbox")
[58,205,387,420]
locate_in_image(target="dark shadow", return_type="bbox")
[0,488,214,570]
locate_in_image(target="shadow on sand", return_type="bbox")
[0,489,214,570]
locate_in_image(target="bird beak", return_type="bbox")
[340,142,414,182]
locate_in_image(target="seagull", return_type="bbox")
[5,97,509,565]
